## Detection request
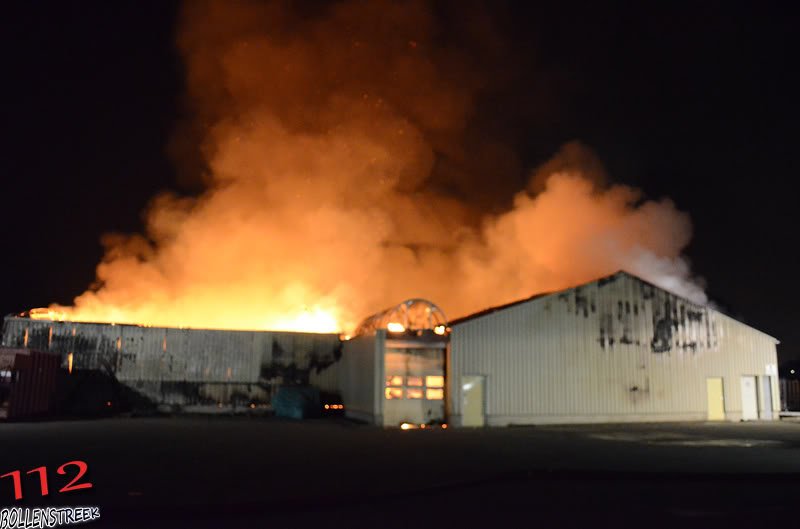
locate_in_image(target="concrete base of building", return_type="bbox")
[450,411,780,426]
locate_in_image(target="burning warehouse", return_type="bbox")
[0,316,340,414]
[5,0,769,426]
[312,271,779,426]
[4,1,798,526]
[1,271,779,425]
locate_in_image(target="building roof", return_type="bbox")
[449,270,630,326]
[448,292,552,327]
[448,270,779,343]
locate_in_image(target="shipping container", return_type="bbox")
[0,347,60,420]
[337,332,384,424]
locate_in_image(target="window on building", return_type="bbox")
[407,388,424,399]
[385,373,446,400]
[406,376,423,386]
[425,375,444,388]
[386,375,404,387]
[426,388,444,400]
[385,387,403,400]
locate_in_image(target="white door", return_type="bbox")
[461,376,485,427]
[760,376,773,420]
[740,376,758,420]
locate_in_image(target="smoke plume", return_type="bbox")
[52,0,707,332]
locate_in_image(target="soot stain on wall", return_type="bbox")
[591,275,718,354]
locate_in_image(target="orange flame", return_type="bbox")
[27,2,706,334]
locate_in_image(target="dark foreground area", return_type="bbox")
[1,417,799,528]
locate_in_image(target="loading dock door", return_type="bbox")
[462,376,485,427]
[741,376,758,420]
[706,377,725,421]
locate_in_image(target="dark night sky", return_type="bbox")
[1,2,798,361]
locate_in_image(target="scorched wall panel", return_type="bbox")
[0,316,340,409]
[450,273,779,425]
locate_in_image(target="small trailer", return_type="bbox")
[0,347,60,420]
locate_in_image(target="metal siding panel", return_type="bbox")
[339,334,379,423]
[375,330,386,422]
[0,348,60,419]
[309,361,339,392]
[451,273,779,425]
[1,316,340,409]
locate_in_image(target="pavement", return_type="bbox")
[1,416,799,528]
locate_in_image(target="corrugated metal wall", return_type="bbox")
[0,348,60,419]
[450,272,779,426]
[1,316,340,410]
[339,331,384,425]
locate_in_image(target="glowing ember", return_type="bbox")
[386,322,405,333]
[28,308,68,321]
[31,303,342,333]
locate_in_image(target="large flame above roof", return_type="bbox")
[29,1,707,334]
